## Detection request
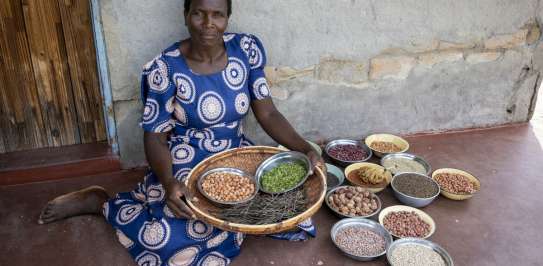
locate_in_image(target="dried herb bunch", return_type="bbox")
[216,189,307,225]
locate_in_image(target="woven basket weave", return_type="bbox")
[185,146,326,234]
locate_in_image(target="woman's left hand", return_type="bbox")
[306,150,326,174]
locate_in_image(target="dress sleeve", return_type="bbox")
[140,57,176,133]
[245,34,272,101]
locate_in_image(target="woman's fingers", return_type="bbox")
[166,200,192,219]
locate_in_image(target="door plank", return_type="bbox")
[57,0,107,143]
[21,0,80,147]
[0,0,48,152]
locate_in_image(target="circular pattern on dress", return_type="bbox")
[146,184,165,203]
[143,99,160,125]
[168,246,200,266]
[170,143,195,165]
[249,42,263,69]
[197,252,230,266]
[174,73,196,104]
[206,231,229,249]
[116,229,134,249]
[234,232,244,247]
[200,139,231,153]
[223,33,236,42]
[173,102,187,125]
[197,91,226,124]
[185,128,214,140]
[102,202,109,220]
[147,59,169,93]
[165,49,181,57]
[234,93,250,115]
[153,119,175,133]
[131,191,146,202]
[240,36,252,55]
[116,204,143,225]
[252,77,271,100]
[135,251,162,266]
[174,168,192,181]
[166,97,175,113]
[138,219,171,250]
[186,220,214,241]
[222,57,247,91]
[163,205,176,218]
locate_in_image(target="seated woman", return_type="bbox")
[38,0,324,265]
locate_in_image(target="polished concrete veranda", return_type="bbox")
[1,122,543,266]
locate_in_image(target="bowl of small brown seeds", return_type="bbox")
[198,168,258,206]
[331,218,393,261]
[365,134,409,157]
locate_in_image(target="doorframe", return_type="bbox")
[90,0,119,155]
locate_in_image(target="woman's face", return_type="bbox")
[184,0,229,48]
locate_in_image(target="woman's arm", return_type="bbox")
[144,132,195,219]
[251,98,325,169]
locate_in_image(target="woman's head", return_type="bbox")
[184,0,231,47]
[184,0,232,17]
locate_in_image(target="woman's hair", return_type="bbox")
[184,0,232,17]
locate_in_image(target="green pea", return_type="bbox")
[261,162,307,192]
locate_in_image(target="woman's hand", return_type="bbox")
[163,180,196,220]
[307,150,326,174]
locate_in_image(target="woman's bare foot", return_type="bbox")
[38,185,109,224]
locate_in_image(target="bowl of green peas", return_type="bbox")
[255,151,312,194]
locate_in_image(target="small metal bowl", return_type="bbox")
[197,167,258,206]
[391,172,440,208]
[255,151,312,194]
[380,152,432,176]
[387,238,454,266]
[325,139,372,167]
[331,218,393,261]
[325,163,345,191]
[325,185,382,219]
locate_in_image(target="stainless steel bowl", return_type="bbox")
[391,173,440,208]
[325,163,345,191]
[197,167,259,206]
[387,238,454,266]
[255,151,312,194]
[325,139,372,167]
[380,152,431,176]
[325,186,382,219]
[331,218,393,261]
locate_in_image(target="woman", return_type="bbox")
[38,0,324,265]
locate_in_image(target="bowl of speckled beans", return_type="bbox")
[331,218,393,261]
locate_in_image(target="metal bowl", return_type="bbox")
[331,218,393,261]
[387,238,454,266]
[325,163,345,191]
[255,151,312,194]
[325,185,382,219]
[391,172,440,208]
[380,152,432,176]
[325,139,372,167]
[197,167,258,206]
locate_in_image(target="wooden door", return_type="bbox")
[0,0,106,153]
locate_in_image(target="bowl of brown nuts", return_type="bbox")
[432,168,481,200]
[365,134,409,158]
[197,167,259,206]
[378,205,436,239]
[325,186,382,218]
[344,162,392,193]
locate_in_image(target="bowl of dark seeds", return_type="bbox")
[325,163,345,191]
[387,238,453,266]
[331,218,393,261]
[391,172,440,208]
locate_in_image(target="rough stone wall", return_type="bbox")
[99,0,543,167]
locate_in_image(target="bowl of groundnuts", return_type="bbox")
[197,167,259,206]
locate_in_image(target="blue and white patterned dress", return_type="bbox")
[102,33,316,266]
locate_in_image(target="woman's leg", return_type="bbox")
[38,185,109,224]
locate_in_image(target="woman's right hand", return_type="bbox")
[163,180,196,220]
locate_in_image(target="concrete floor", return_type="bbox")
[1,123,543,266]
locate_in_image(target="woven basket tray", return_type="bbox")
[184,146,326,234]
